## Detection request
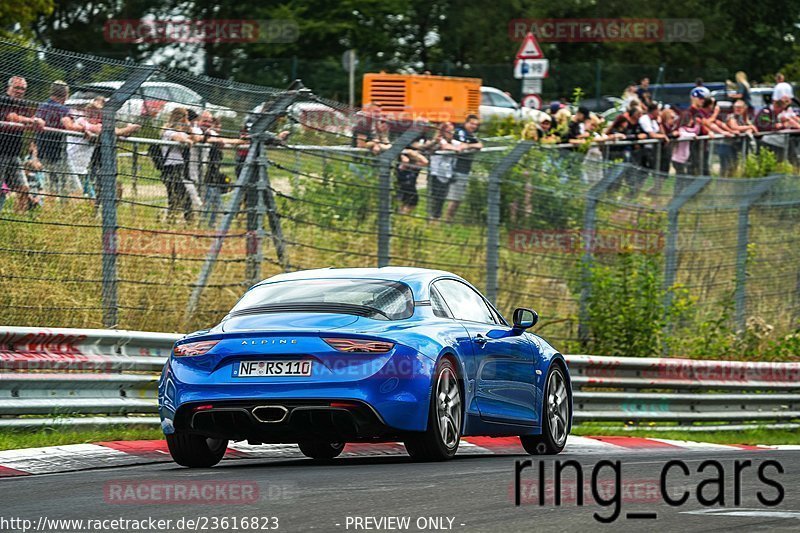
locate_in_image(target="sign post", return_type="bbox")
[514,32,546,110]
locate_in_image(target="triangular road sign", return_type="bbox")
[516,32,544,59]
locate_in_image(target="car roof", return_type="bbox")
[254,267,469,298]
[80,81,186,90]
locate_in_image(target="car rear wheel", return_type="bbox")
[166,433,228,467]
[520,365,570,455]
[298,441,345,460]
[404,358,462,461]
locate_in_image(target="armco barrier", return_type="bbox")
[0,327,798,429]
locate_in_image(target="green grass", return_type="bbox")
[572,425,800,445]
[0,425,796,451]
[0,426,164,451]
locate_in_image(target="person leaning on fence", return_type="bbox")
[726,99,758,171]
[687,86,711,175]
[0,76,44,213]
[195,111,247,227]
[66,99,103,199]
[366,117,392,155]
[427,122,463,220]
[638,102,668,171]
[445,114,483,223]
[660,105,679,174]
[755,97,790,161]
[396,124,436,215]
[565,105,590,142]
[672,112,700,179]
[160,107,196,222]
[34,80,85,201]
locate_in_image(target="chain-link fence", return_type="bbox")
[0,39,798,358]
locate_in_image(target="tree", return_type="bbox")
[1,0,53,40]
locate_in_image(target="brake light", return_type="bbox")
[173,340,219,357]
[323,338,394,353]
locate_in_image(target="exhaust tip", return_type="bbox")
[252,405,289,423]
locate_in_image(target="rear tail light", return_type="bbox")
[323,338,394,353]
[173,340,219,357]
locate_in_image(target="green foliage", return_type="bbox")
[585,251,692,357]
[500,149,584,230]
[289,161,377,227]
[0,0,53,39]
[571,87,585,105]
[480,115,526,139]
[741,149,794,178]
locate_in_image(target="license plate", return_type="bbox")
[234,360,312,377]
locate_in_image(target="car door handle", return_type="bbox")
[475,334,487,346]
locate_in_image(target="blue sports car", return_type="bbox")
[158,267,572,466]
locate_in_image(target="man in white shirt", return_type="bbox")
[638,102,666,169]
[772,73,794,103]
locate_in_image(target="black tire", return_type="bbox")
[520,365,570,455]
[298,441,345,460]
[166,433,228,467]
[404,358,462,461]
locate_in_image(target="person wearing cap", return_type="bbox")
[565,105,590,141]
[687,86,712,175]
[536,115,559,143]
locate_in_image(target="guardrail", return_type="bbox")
[1,327,798,430]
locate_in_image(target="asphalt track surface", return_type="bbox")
[2,443,799,533]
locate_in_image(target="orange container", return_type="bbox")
[362,73,481,124]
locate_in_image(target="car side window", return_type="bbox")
[434,280,496,325]
[430,286,452,319]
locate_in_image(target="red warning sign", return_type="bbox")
[516,32,544,59]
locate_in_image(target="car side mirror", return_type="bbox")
[512,308,538,330]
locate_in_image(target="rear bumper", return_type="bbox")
[158,351,436,437]
[173,399,393,443]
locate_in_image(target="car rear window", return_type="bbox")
[231,279,414,320]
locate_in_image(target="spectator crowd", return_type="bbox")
[0,75,246,224]
[2,70,798,225]
[519,73,800,179]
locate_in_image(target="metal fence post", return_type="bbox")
[262,142,289,271]
[662,176,711,351]
[578,163,626,346]
[485,141,534,304]
[98,66,154,328]
[185,87,303,322]
[245,145,265,285]
[376,125,425,267]
[734,176,779,330]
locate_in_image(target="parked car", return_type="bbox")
[158,267,572,466]
[480,86,544,123]
[66,81,238,122]
[649,82,726,110]
[711,86,775,113]
[244,101,352,137]
[581,95,624,114]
